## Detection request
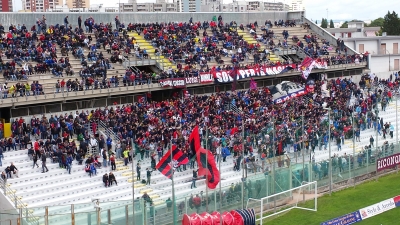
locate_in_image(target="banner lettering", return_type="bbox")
[214,64,296,84]
[159,78,186,88]
[376,153,400,172]
[185,77,199,85]
[199,73,214,83]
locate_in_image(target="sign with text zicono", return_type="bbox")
[358,198,396,220]
[320,211,362,225]
[376,153,400,172]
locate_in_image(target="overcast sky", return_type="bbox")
[13,0,400,22]
[303,0,400,21]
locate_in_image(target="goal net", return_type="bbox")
[246,181,317,224]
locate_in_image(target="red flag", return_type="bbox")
[188,126,220,189]
[156,145,189,179]
[231,127,239,135]
[250,78,257,90]
[196,147,220,189]
[189,126,201,154]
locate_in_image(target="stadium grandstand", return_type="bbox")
[1,11,397,225]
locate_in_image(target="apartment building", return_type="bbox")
[289,0,304,11]
[22,0,62,12]
[175,0,201,12]
[0,0,12,12]
[66,0,90,8]
[201,1,289,12]
[119,0,176,12]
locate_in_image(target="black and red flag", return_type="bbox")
[196,147,220,189]
[189,125,201,154]
[189,126,220,189]
[156,145,189,179]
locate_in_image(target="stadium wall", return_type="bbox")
[0,11,304,28]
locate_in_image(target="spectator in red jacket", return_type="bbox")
[193,194,201,213]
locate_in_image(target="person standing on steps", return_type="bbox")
[41,151,49,173]
[102,148,108,168]
[78,16,82,29]
[136,163,141,181]
[32,153,39,168]
[146,168,152,186]
[66,154,73,174]
[123,148,129,166]
[110,153,116,171]
[64,16,69,28]
[191,169,198,189]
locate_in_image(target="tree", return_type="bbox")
[367,17,384,27]
[329,19,335,28]
[315,20,318,24]
[340,21,348,28]
[321,18,328,28]
[382,11,400,35]
[366,17,384,36]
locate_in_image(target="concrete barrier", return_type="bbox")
[1,11,304,28]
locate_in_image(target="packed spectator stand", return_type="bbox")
[0,15,378,225]
[0,16,366,99]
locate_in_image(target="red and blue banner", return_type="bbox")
[320,211,362,225]
[321,194,400,225]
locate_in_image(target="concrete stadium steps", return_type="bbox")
[1,145,245,213]
[311,100,400,162]
[128,32,177,70]
[245,25,339,57]
[237,29,280,62]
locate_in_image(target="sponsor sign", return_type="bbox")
[376,153,400,172]
[159,78,186,88]
[359,198,396,220]
[320,211,362,225]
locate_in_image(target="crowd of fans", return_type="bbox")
[1,72,400,207]
[0,15,365,98]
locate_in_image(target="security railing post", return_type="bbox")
[125,205,128,225]
[108,209,111,225]
[71,204,75,225]
[45,206,48,225]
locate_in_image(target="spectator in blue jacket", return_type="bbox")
[66,154,73,174]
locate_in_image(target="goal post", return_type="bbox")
[246,181,317,224]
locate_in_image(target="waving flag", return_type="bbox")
[250,78,257,90]
[189,126,201,154]
[196,147,220,189]
[299,56,315,79]
[189,126,220,189]
[156,145,189,179]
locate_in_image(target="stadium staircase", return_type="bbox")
[128,32,177,71]
[237,29,280,63]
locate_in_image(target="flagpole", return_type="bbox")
[170,139,177,225]
[241,117,245,209]
[218,144,223,224]
[272,115,276,213]
[131,144,135,225]
[205,125,209,212]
